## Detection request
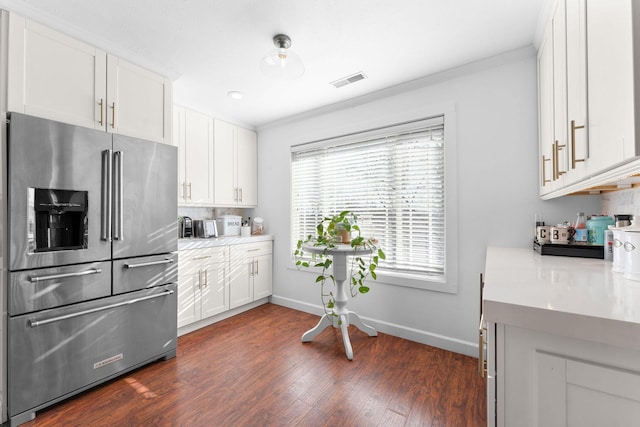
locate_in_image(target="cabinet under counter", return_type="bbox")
[483,247,640,426]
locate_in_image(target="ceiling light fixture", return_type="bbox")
[227,91,244,100]
[260,34,305,80]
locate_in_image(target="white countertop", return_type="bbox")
[484,247,640,351]
[178,234,274,250]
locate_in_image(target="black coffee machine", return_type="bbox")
[182,216,193,238]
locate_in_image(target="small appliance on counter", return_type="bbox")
[193,219,218,238]
[182,216,193,238]
[215,214,242,236]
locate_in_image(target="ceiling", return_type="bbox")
[0,0,551,129]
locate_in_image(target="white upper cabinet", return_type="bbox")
[538,25,555,195]
[565,0,589,180]
[175,106,213,205]
[106,55,171,144]
[538,0,640,198]
[8,16,106,130]
[586,0,636,173]
[7,13,171,144]
[213,119,258,207]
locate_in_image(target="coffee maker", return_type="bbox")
[182,216,193,238]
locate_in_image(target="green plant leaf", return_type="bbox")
[371,271,377,280]
[317,223,324,235]
[359,286,370,294]
[302,262,310,268]
[378,249,386,259]
[373,256,378,264]
[314,262,325,268]
[315,275,325,283]
[369,264,376,272]
[295,260,301,266]
[327,301,334,309]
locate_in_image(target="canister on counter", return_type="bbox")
[586,215,614,245]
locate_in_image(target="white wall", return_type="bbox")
[253,48,601,356]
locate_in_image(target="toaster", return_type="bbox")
[193,219,218,238]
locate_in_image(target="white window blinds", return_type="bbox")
[291,116,445,277]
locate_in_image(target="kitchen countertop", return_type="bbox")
[178,234,274,250]
[484,246,640,351]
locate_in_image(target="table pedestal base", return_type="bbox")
[301,311,377,360]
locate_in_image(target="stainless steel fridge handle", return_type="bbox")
[101,150,113,242]
[113,150,124,241]
[124,259,175,269]
[28,290,174,328]
[30,268,102,283]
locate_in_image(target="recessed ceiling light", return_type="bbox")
[227,91,244,100]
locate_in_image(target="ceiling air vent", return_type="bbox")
[330,72,367,88]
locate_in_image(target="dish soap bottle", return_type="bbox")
[574,212,587,244]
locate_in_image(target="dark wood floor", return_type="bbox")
[24,303,486,427]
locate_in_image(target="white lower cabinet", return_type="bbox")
[178,240,272,329]
[488,323,640,427]
[177,247,228,328]
[229,242,273,309]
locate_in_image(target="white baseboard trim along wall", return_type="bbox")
[271,295,478,357]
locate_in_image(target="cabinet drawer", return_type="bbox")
[180,246,228,264]
[230,241,272,258]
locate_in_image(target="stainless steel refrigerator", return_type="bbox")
[5,113,178,426]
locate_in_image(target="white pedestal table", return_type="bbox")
[301,244,377,360]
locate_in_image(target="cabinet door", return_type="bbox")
[586,0,635,174]
[253,254,272,300]
[184,109,213,204]
[177,252,201,328]
[236,127,258,207]
[565,0,589,182]
[213,119,237,206]
[106,55,172,144]
[200,262,228,318]
[537,352,640,427]
[552,0,568,185]
[7,15,107,130]
[174,106,188,202]
[229,248,252,309]
[538,25,554,194]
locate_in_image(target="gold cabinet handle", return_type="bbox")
[198,270,202,289]
[478,314,487,378]
[110,102,116,129]
[99,98,104,126]
[541,155,551,186]
[554,140,566,179]
[570,120,586,169]
[552,142,557,180]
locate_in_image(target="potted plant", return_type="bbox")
[294,210,385,317]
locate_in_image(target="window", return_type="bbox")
[291,116,447,283]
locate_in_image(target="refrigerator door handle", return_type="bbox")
[124,259,175,269]
[101,150,113,242]
[29,268,102,283]
[28,290,174,328]
[113,150,124,241]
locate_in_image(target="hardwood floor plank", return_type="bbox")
[22,303,486,427]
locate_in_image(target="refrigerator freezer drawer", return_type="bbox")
[112,253,178,294]
[8,262,111,316]
[8,284,177,420]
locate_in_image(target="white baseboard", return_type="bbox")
[177,297,270,337]
[271,295,478,357]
